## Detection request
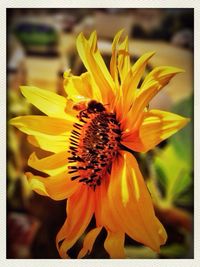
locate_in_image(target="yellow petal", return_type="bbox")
[94,178,120,232]
[76,32,115,104]
[109,30,127,114]
[110,29,124,87]
[121,157,129,206]
[9,115,74,136]
[122,109,190,152]
[108,152,167,252]
[28,151,69,175]
[141,66,184,89]
[123,80,161,131]
[27,134,69,153]
[56,185,94,258]
[64,71,101,103]
[122,66,184,129]
[118,36,131,83]
[88,31,115,92]
[20,86,77,121]
[78,227,102,259]
[26,170,80,200]
[155,217,168,245]
[67,73,93,99]
[121,51,155,117]
[104,231,125,259]
[81,72,103,101]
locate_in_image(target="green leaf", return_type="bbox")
[153,144,192,205]
[160,243,187,258]
[125,246,158,259]
[171,171,192,199]
[170,96,193,167]
[174,190,193,206]
[154,157,168,196]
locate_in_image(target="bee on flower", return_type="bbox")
[10,30,189,259]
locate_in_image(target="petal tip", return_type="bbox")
[20,85,35,96]
[19,85,27,92]
[181,117,191,127]
[25,172,49,196]
[9,116,20,126]
[172,67,185,74]
[77,32,85,42]
[27,152,37,166]
[9,117,15,125]
[63,68,71,79]
[115,29,125,41]
[165,66,185,75]
[178,67,185,72]
[119,28,125,33]
[148,50,156,57]
[90,30,97,37]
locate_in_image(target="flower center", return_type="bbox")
[68,101,121,189]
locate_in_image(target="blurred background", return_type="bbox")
[7,8,193,259]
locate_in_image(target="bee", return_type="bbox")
[73,100,106,121]
[72,101,88,112]
[87,100,106,113]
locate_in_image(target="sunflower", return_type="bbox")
[10,30,189,259]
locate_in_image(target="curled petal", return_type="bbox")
[104,231,125,259]
[28,151,69,175]
[110,29,124,87]
[141,66,184,89]
[122,109,190,152]
[56,185,94,258]
[88,31,116,92]
[118,35,131,83]
[121,51,155,118]
[123,66,184,129]
[108,152,167,252]
[64,71,102,102]
[78,227,102,259]
[27,134,69,153]
[76,32,115,104]
[110,30,127,115]
[9,115,74,136]
[26,171,80,200]
[20,86,76,121]
[122,51,155,97]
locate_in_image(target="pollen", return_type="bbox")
[67,101,121,189]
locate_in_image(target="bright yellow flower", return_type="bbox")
[10,30,189,259]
